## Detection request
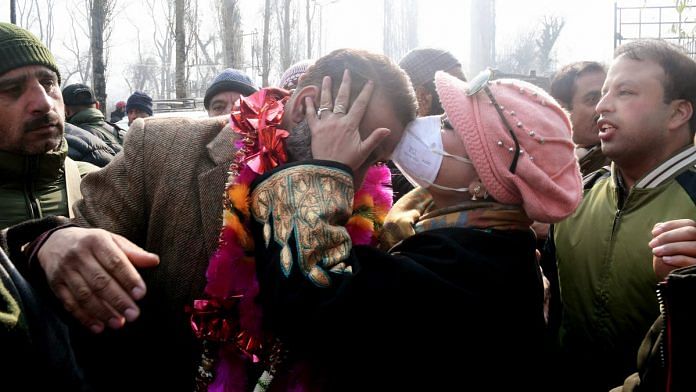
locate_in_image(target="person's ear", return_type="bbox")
[287,85,319,125]
[668,99,693,131]
[415,86,432,117]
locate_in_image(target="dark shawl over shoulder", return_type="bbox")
[250,161,546,391]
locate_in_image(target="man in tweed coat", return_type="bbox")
[28,49,416,391]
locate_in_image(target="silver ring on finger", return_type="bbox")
[333,104,347,115]
[317,107,331,119]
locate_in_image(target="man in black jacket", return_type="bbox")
[63,83,123,154]
[64,122,115,167]
[110,100,125,123]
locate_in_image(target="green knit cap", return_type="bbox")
[0,22,61,83]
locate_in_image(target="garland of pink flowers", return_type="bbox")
[189,87,393,392]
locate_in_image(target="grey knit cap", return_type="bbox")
[0,22,61,83]
[204,68,258,109]
[399,48,461,86]
[126,91,153,116]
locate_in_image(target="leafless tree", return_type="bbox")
[382,0,418,61]
[175,0,186,98]
[10,0,17,24]
[313,0,339,58]
[536,16,565,74]
[275,0,301,72]
[497,29,537,75]
[305,0,318,59]
[91,0,118,114]
[189,24,218,96]
[16,0,55,49]
[125,58,160,94]
[261,0,272,86]
[17,0,35,32]
[124,24,159,96]
[217,0,244,69]
[496,16,564,76]
[62,0,93,86]
[144,0,175,99]
[91,0,107,113]
[34,0,55,50]
[184,0,207,97]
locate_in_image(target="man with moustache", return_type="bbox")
[550,39,696,391]
[0,22,93,391]
[19,48,415,391]
[0,23,96,229]
[550,61,610,175]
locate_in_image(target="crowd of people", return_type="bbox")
[2,19,696,392]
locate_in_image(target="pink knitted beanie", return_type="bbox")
[435,71,582,223]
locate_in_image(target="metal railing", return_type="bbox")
[152,98,205,113]
[615,2,696,58]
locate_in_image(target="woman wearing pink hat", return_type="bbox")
[241,68,582,391]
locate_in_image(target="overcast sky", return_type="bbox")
[0,0,665,107]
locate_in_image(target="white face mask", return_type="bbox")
[391,115,473,192]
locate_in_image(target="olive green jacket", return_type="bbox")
[554,145,696,391]
[0,140,97,229]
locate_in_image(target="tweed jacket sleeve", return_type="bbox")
[71,118,151,244]
[71,116,231,252]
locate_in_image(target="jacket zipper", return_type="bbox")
[608,182,631,248]
[23,156,41,219]
[656,280,672,392]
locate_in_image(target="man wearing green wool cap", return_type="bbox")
[0,22,97,229]
[0,22,93,391]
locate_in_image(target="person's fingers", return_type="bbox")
[53,282,105,333]
[101,300,127,329]
[36,227,152,329]
[319,75,333,110]
[652,219,696,236]
[60,267,124,328]
[101,234,157,301]
[653,239,696,259]
[358,127,391,164]
[305,96,318,129]
[345,80,374,130]
[649,224,696,249]
[661,254,696,267]
[333,69,351,114]
[79,244,142,323]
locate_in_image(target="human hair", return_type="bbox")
[285,49,417,162]
[549,61,606,110]
[293,48,418,128]
[615,39,696,132]
[422,79,444,115]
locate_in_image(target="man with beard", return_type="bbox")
[0,23,96,229]
[17,48,416,391]
[550,61,610,175]
[0,22,92,391]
